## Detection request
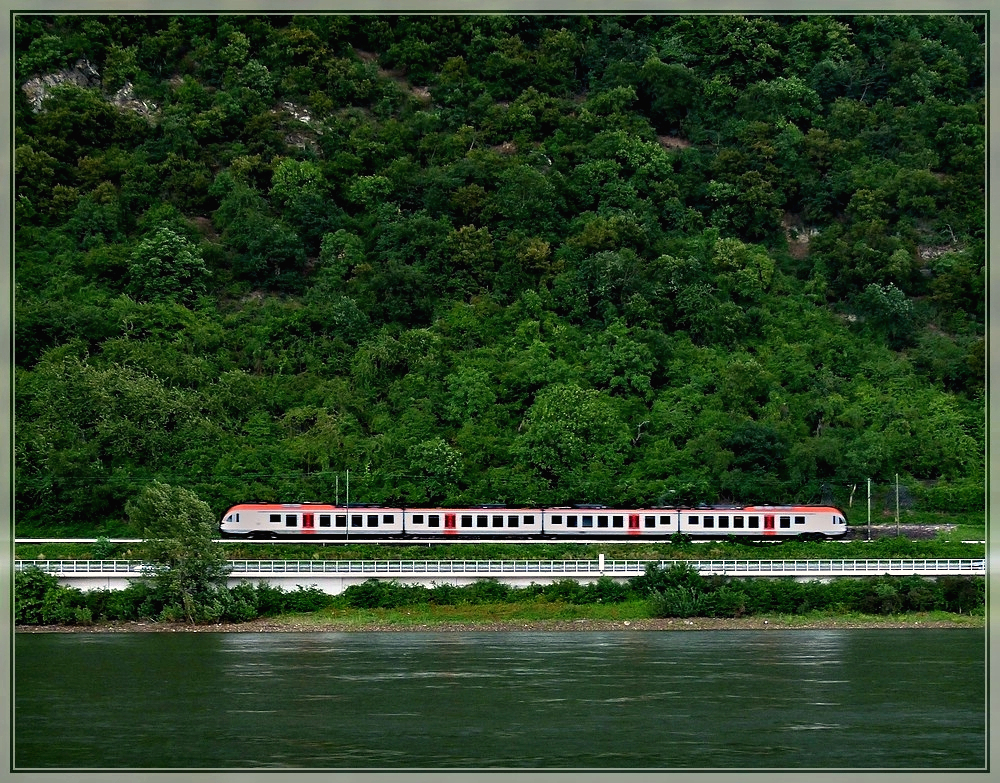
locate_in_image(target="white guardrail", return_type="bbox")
[14,558,987,577]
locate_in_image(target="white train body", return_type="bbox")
[220,503,848,541]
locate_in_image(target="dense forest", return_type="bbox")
[13,14,986,534]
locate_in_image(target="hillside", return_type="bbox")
[13,14,985,534]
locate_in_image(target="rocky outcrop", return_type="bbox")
[21,58,101,111]
[22,59,158,118]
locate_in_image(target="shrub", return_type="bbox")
[896,575,944,612]
[40,585,87,625]
[649,586,706,618]
[857,579,904,615]
[939,576,984,614]
[343,579,425,609]
[581,575,631,604]
[427,582,461,605]
[631,562,705,596]
[284,585,335,613]
[105,580,161,621]
[541,579,586,604]
[220,582,260,623]
[254,582,288,617]
[702,584,749,617]
[460,579,513,605]
[15,567,60,624]
[92,536,116,559]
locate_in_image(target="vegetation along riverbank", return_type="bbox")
[16,559,985,631]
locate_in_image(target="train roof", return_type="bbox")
[225,503,845,514]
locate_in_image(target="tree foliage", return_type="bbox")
[13,14,984,532]
[125,481,231,622]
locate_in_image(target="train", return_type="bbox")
[219,503,849,541]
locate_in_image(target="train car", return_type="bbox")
[220,502,848,541]
[679,505,847,540]
[220,503,406,539]
[403,506,543,538]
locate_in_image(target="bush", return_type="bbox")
[461,579,513,605]
[40,584,87,625]
[343,579,426,609]
[630,562,705,597]
[914,479,985,513]
[541,579,586,604]
[648,586,706,618]
[581,575,631,604]
[897,575,944,612]
[220,582,260,623]
[857,579,904,615]
[284,585,335,613]
[254,582,288,617]
[427,582,461,605]
[15,567,60,624]
[939,576,984,614]
[105,580,161,621]
[702,584,749,617]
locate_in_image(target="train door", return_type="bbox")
[302,513,315,533]
[628,514,640,536]
[764,514,775,536]
[445,513,457,535]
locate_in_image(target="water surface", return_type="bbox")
[14,629,985,769]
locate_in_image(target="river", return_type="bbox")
[14,628,984,770]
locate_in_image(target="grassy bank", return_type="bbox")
[267,602,986,630]
[18,603,985,634]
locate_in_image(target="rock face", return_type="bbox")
[109,81,157,118]
[22,59,158,118]
[21,59,101,111]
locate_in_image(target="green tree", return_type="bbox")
[126,481,231,623]
[127,227,208,303]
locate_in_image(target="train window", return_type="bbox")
[704,516,714,528]
[718,516,729,528]
[461,515,472,528]
[613,516,624,528]
[367,515,378,527]
[582,515,594,528]
[383,514,394,525]
[567,516,578,528]
[644,516,655,528]
[523,515,535,525]
[319,515,331,527]
[351,515,363,527]
[598,516,609,528]
[508,515,519,527]
[270,514,281,525]
[477,515,488,528]
[660,516,670,526]
[412,515,424,525]
[336,515,346,527]
[795,516,806,525]
[493,515,504,527]
[733,516,744,528]
[779,516,791,528]
[551,516,563,525]
[748,516,759,528]
[428,515,440,528]
[688,515,699,525]
[285,514,297,527]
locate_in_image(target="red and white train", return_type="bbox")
[219,503,848,541]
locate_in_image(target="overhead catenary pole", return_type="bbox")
[895,473,900,537]
[346,469,350,542]
[867,477,871,541]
